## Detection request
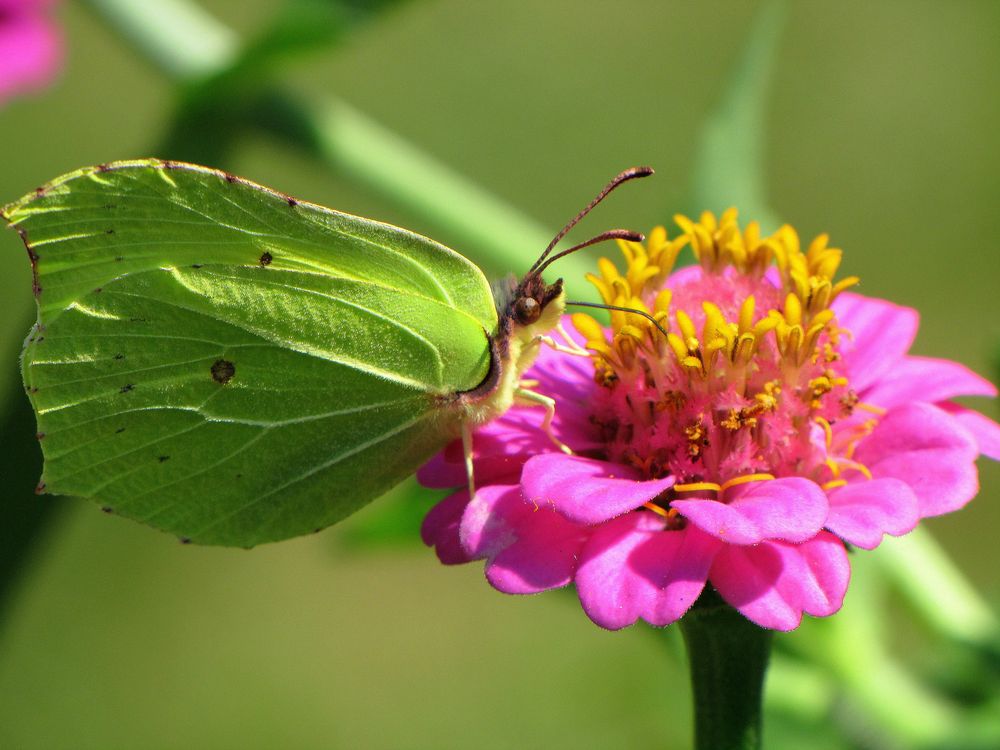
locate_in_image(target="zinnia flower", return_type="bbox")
[419,210,999,631]
[0,0,62,105]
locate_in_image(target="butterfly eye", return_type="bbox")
[514,296,541,325]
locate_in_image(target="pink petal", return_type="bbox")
[710,532,850,631]
[575,514,719,630]
[671,478,828,544]
[860,355,997,408]
[459,484,588,594]
[420,490,473,564]
[417,422,539,489]
[937,402,1000,461]
[521,454,675,525]
[825,478,919,549]
[854,402,980,517]
[0,14,62,102]
[833,292,918,393]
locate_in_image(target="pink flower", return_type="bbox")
[419,211,999,631]
[0,0,62,105]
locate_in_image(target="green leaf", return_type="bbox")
[687,0,786,232]
[4,160,499,547]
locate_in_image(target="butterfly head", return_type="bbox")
[497,272,565,338]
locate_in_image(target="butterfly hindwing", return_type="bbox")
[5,160,498,546]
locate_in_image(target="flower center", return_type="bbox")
[572,209,878,493]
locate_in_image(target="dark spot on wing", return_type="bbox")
[114,353,124,360]
[120,383,134,393]
[34,482,46,494]
[259,251,273,266]
[101,506,114,514]
[179,537,191,545]
[158,455,170,463]
[93,288,102,294]
[211,359,236,384]
[192,264,203,269]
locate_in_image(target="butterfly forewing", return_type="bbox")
[7,160,499,546]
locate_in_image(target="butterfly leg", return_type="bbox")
[461,420,477,500]
[514,387,573,454]
[538,323,589,357]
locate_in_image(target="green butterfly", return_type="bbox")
[3,160,650,547]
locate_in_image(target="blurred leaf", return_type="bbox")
[0,318,62,623]
[337,477,444,551]
[686,0,785,232]
[160,0,406,164]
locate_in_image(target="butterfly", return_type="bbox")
[2,159,651,546]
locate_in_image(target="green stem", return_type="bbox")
[79,0,579,281]
[276,96,553,268]
[83,0,238,80]
[679,589,773,750]
[876,527,998,648]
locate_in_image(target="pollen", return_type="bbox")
[572,209,882,491]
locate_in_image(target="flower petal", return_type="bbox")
[671,478,828,544]
[833,292,918,393]
[854,402,980,517]
[459,484,588,594]
[416,419,543,489]
[521,454,675,525]
[575,514,719,630]
[937,402,1000,461]
[0,14,62,103]
[860,355,997,408]
[710,532,850,631]
[421,490,473,564]
[825,478,919,549]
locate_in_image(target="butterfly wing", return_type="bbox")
[4,160,498,546]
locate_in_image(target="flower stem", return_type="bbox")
[678,588,773,750]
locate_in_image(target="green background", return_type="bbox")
[0,1,997,748]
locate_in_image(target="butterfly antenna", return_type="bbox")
[534,229,644,277]
[529,166,654,275]
[565,299,670,340]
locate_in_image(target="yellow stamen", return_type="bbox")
[720,473,775,492]
[815,416,833,449]
[822,479,848,491]
[836,459,873,480]
[643,501,674,519]
[856,401,887,415]
[673,481,723,493]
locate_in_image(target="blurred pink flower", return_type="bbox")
[419,211,999,632]
[0,0,62,104]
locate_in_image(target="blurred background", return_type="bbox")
[0,1,998,748]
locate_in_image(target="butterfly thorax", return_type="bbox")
[457,272,565,425]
